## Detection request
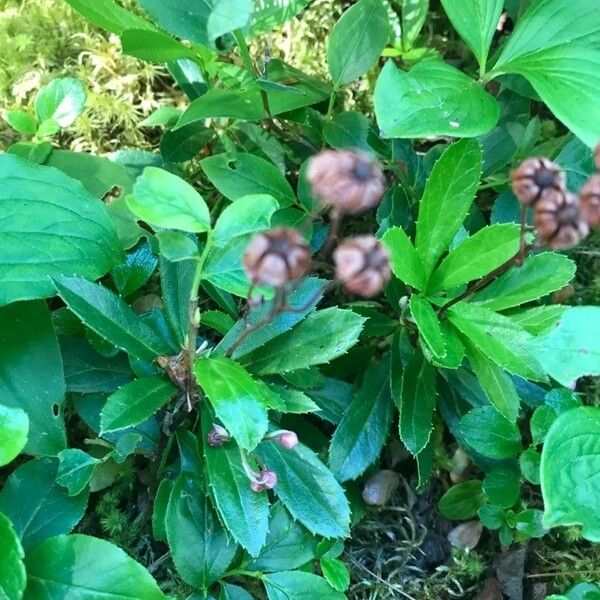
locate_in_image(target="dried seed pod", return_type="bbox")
[307,149,385,214]
[535,190,589,250]
[250,470,278,493]
[580,174,600,229]
[333,235,391,298]
[207,424,230,447]
[243,227,311,287]
[511,157,566,206]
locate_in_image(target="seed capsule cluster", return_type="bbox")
[511,148,600,250]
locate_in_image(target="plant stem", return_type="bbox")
[326,90,337,119]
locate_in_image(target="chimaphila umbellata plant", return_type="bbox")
[1,1,600,599]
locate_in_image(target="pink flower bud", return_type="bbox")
[207,424,230,447]
[277,431,299,449]
[250,470,278,492]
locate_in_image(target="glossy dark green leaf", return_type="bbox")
[0,511,26,600]
[247,502,317,572]
[161,256,196,347]
[541,406,600,541]
[0,405,28,467]
[100,377,176,434]
[220,583,254,600]
[201,407,270,556]
[195,356,268,451]
[328,0,390,86]
[160,121,213,163]
[263,571,346,600]
[121,29,196,62]
[34,78,86,127]
[323,111,379,153]
[23,534,168,600]
[374,60,499,139]
[138,0,254,49]
[56,449,100,496]
[399,349,437,456]
[414,140,483,278]
[438,480,486,520]
[519,448,541,484]
[410,296,446,360]
[152,479,173,542]
[473,252,576,311]
[0,155,122,306]
[460,406,521,459]
[112,240,158,296]
[0,301,66,455]
[320,557,350,593]
[201,153,296,207]
[156,231,199,263]
[64,0,154,33]
[54,276,172,361]
[427,321,465,369]
[483,467,520,508]
[166,474,237,588]
[0,459,88,551]
[254,441,350,538]
[508,305,565,335]
[329,359,394,481]
[381,226,426,290]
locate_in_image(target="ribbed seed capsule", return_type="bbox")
[333,235,391,298]
[307,149,386,214]
[535,190,589,250]
[580,175,600,229]
[243,227,311,287]
[511,157,566,206]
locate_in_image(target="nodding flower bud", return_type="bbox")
[243,227,311,288]
[535,190,589,250]
[307,149,385,214]
[207,424,230,447]
[333,235,391,298]
[250,470,278,493]
[580,175,600,229]
[511,157,566,206]
[268,430,299,449]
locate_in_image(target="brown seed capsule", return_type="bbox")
[207,424,230,448]
[535,190,589,250]
[243,227,311,287]
[307,149,385,214]
[250,470,278,493]
[580,174,600,229]
[511,157,566,206]
[333,235,391,298]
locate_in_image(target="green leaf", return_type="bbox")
[250,0,311,35]
[4,109,37,135]
[160,121,213,163]
[473,253,576,311]
[23,534,167,600]
[329,359,394,481]
[220,583,254,600]
[0,511,26,600]
[138,0,254,49]
[200,407,269,556]
[254,441,350,538]
[448,302,546,381]
[374,60,499,139]
[414,140,483,278]
[54,276,172,361]
[213,194,279,246]
[401,0,429,50]
[381,226,426,290]
[528,306,600,387]
[410,296,446,360]
[247,502,316,572]
[513,508,547,539]
[36,119,60,138]
[0,459,88,551]
[508,305,565,335]
[483,467,520,508]
[161,257,196,347]
[0,155,122,306]
[241,308,366,375]
[157,231,199,263]
[100,377,176,434]
[492,1,600,147]
[427,321,465,369]
[438,480,486,520]
[153,479,172,542]
[195,356,268,451]
[429,224,520,293]
[64,0,154,34]
[201,153,296,208]
[166,474,237,588]
[0,405,28,467]
[56,449,100,496]
[112,240,158,296]
[323,111,379,153]
[0,301,66,455]
[128,167,210,233]
[34,78,86,128]
[440,0,504,70]
[460,406,522,459]
[328,0,390,87]
[121,29,196,62]
[320,557,350,593]
[520,448,541,484]
[541,406,600,541]
[263,571,346,600]
[399,349,437,456]
[464,341,520,421]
